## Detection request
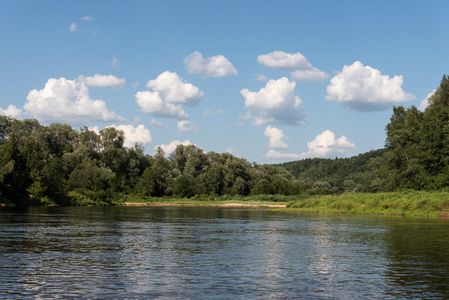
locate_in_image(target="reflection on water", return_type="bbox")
[1,207,449,298]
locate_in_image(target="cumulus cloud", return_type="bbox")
[177,120,198,133]
[419,89,436,111]
[107,124,152,148]
[185,51,238,77]
[147,71,203,106]
[264,126,288,149]
[258,51,311,70]
[241,77,306,126]
[303,130,355,158]
[0,105,23,119]
[78,74,126,88]
[257,51,328,82]
[325,61,415,111]
[136,71,203,120]
[69,23,78,32]
[24,77,125,124]
[155,140,195,156]
[135,91,189,120]
[266,130,355,160]
[81,16,93,21]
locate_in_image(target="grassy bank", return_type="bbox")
[120,193,295,207]
[285,191,449,217]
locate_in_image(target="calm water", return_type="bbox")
[1,207,449,299]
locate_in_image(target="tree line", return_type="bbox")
[0,118,306,205]
[1,75,448,206]
[278,75,449,193]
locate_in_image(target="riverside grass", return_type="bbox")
[286,191,449,217]
[120,193,296,207]
[120,191,449,218]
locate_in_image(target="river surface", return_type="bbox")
[1,207,449,299]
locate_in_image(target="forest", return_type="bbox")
[1,75,448,206]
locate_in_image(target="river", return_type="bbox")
[1,206,449,299]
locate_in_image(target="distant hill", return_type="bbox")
[274,148,386,193]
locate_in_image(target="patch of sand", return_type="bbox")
[123,202,286,208]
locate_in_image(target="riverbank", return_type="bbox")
[4,191,449,217]
[285,191,449,217]
[124,202,286,208]
[121,191,449,217]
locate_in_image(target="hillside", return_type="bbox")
[275,148,386,193]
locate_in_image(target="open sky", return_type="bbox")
[1,1,448,163]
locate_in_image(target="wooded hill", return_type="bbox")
[274,148,386,193]
[1,75,448,206]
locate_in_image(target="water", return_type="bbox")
[1,207,449,299]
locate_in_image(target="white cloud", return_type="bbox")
[177,120,198,133]
[155,140,195,156]
[325,61,415,111]
[303,130,355,158]
[265,150,303,160]
[258,51,311,70]
[419,89,436,111]
[264,126,288,149]
[147,71,203,106]
[131,82,139,89]
[226,147,234,154]
[266,130,355,160]
[0,105,23,119]
[135,91,189,120]
[257,51,328,82]
[109,55,119,67]
[185,51,238,78]
[69,23,78,32]
[149,118,165,127]
[107,124,152,148]
[136,71,203,120]
[241,77,306,125]
[24,77,125,124]
[202,106,225,117]
[81,16,93,21]
[78,74,126,88]
[291,68,329,82]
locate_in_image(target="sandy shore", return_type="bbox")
[124,202,286,208]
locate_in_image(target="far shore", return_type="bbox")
[124,202,286,208]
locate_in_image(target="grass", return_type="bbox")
[119,193,296,206]
[285,191,449,217]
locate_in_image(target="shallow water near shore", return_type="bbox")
[1,206,449,299]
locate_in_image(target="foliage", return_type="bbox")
[2,74,449,206]
[383,75,449,190]
[286,191,449,217]
[275,149,386,193]
[0,116,306,205]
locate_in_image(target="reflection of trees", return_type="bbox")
[0,207,134,297]
[4,207,449,298]
[383,218,449,298]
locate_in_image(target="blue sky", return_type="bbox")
[1,1,448,163]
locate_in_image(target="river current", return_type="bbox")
[1,206,449,299]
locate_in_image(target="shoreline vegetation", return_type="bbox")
[2,76,449,219]
[3,191,449,218]
[116,190,449,218]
